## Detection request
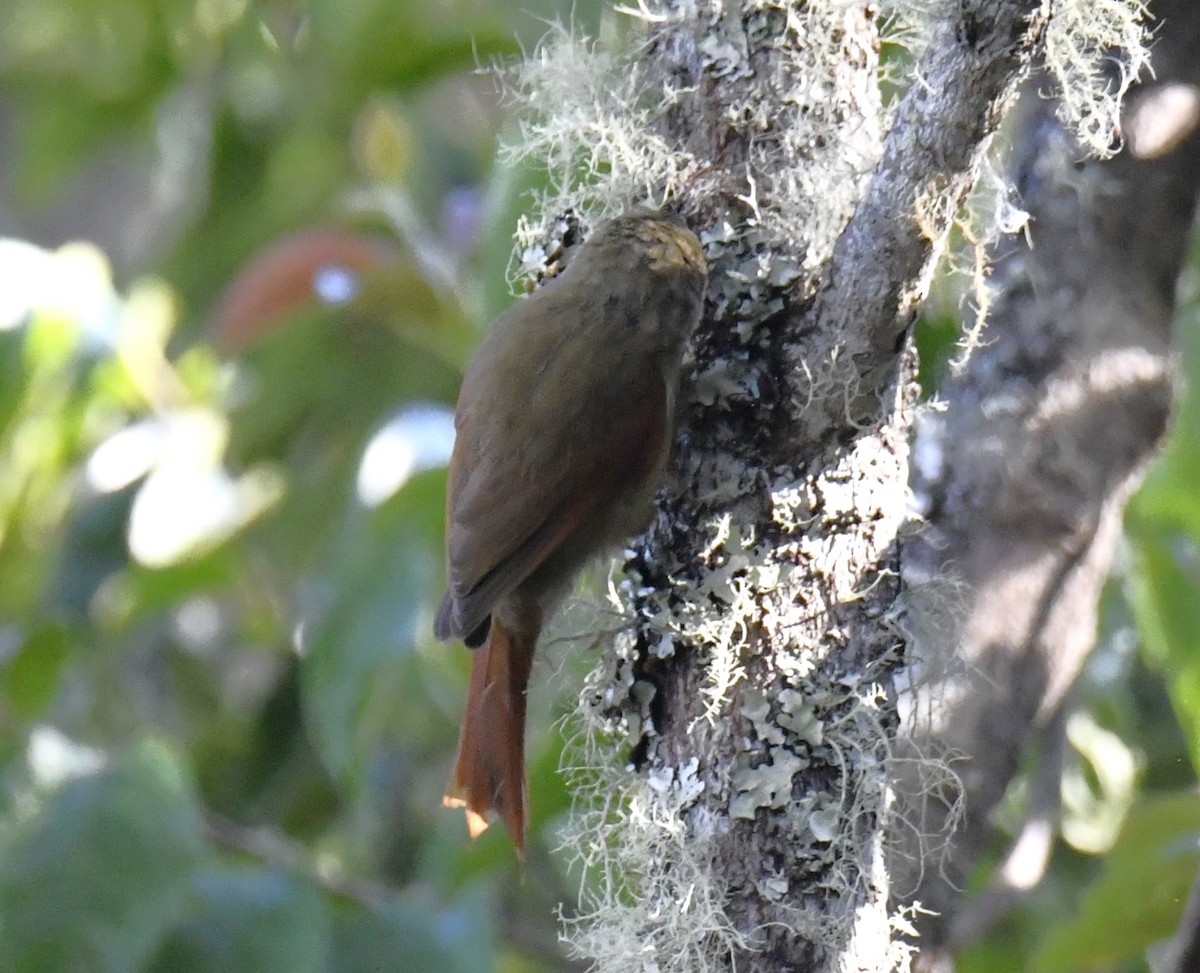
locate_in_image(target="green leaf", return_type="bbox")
[1125,526,1200,771]
[2,622,71,719]
[301,472,445,780]
[913,310,960,397]
[1126,317,1200,770]
[0,738,204,973]
[0,327,29,436]
[330,890,493,973]
[1031,793,1200,973]
[149,866,330,973]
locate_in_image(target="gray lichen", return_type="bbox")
[501,1,1152,971]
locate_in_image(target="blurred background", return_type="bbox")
[0,0,602,970]
[0,1,1198,972]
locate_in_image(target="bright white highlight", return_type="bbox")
[356,403,455,508]
[0,238,121,345]
[28,726,107,788]
[86,420,169,493]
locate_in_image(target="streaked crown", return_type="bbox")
[590,211,707,278]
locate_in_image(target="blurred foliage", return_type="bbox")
[0,1,1198,971]
[0,0,602,970]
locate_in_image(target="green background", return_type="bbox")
[0,2,1197,970]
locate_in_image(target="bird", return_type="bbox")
[434,209,707,852]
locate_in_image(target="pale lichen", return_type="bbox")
[498,0,1152,970]
[500,1,882,299]
[1043,0,1151,157]
[560,437,911,971]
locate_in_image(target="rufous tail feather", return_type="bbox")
[442,616,536,853]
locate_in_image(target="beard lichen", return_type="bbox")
[499,0,1150,970]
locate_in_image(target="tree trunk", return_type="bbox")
[511,2,1101,970]
[900,0,1200,958]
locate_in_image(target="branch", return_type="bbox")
[552,3,1065,972]
[902,0,1200,950]
[202,810,401,910]
[814,0,1048,402]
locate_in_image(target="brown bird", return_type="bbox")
[435,210,707,851]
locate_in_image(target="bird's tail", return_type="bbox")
[443,614,537,853]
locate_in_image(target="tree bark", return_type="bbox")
[549,2,1062,971]
[901,0,1200,957]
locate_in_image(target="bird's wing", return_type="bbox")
[442,364,668,639]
